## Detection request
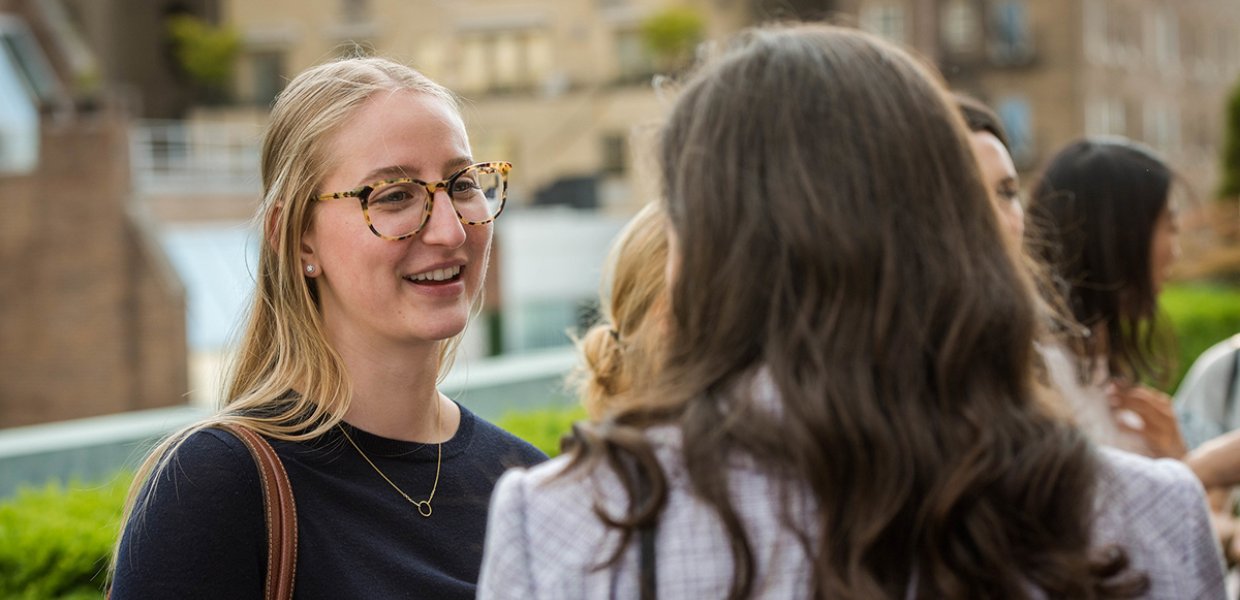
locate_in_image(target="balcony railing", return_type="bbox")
[129,119,262,197]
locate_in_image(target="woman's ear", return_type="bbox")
[300,217,320,278]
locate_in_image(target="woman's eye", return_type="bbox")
[452,178,481,194]
[371,186,417,205]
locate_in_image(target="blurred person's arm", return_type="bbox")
[1187,428,1240,490]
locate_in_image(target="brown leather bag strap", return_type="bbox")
[218,423,298,600]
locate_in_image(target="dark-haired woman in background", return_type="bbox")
[957,93,1024,241]
[1028,137,1186,460]
[477,24,1223,599]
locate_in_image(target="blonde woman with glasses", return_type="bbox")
[110,57,545,599]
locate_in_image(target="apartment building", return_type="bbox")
[221,0,735,215]
[847,0,1240,197]
[220,0,1240,208]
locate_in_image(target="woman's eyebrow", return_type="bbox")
[356,157,474,185]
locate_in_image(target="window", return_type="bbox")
[455,29,553,94]
[1142,100,1180,153]
[988,0,1033,65]
[340,0,370,24]
[941,0,979,53]
[0,49,39,174]
[615,28,654,85]
[1103,2,1141,65]
[600,133,626,176]
[1086,96,1126,136]
[0,16,57,174]
[0,15,62,106]
[250,51,285,109]
[1219,26,1238,74]
[1083,0,1113,65]
[860,3,906,45]
[995,97,1034,166]
[1148,7,1178,69]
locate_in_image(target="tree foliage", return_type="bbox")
[1221,80,1240,199]
[166,15,240,91]
[0,476,130,599]
[641,7,705,72]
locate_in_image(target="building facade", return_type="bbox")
[219,0,742,215]
[847,0,1240,198]
[0,2,188,427]
[218,0,1240,210]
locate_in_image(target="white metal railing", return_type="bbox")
[129,119,263,196]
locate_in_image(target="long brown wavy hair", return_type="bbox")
[567,23,1143,599]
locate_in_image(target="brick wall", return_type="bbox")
[0,110,188,427]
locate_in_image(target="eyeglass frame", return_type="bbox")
[314,161,512,241]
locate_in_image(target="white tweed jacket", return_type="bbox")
[477,427,1225,599]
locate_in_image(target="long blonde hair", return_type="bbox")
[572,203,670,419]
[113,56,465,569]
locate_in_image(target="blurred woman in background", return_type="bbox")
[1028,137,1185,459]
[571,202,670,421]
[957,93,1024,241]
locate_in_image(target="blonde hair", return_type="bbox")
[113,57,465,569]
[572,203,670,420]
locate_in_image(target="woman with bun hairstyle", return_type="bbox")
[572,202,670,421]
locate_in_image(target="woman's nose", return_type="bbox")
[418,190,466,247]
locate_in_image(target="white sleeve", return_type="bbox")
[478,468,538,600]
[1175,338,1240,449]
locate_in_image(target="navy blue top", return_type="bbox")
[112,403,547,599]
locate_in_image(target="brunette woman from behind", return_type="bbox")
[477,24,1223,599]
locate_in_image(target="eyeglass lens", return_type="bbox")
[364,164,505,238]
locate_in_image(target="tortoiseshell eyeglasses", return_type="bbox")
[315,161,511,241]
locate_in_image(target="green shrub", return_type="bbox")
[166,15,239,92]
[641,7,705,72]
[1161,282,1240,392]
[0,406,583,597]
[497,405,587,458]
[0,476,131,599]
[1219,80,1240,199]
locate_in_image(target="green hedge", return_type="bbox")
[0,477,129,599]
[0,406,587,597]
[496,405,587,458]
[1161,283,1240,393]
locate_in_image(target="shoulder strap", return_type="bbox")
[218,423,298,600]
[633,459,657,600]
[639,524,657,600]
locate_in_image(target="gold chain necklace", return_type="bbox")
[339,421,442,518]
